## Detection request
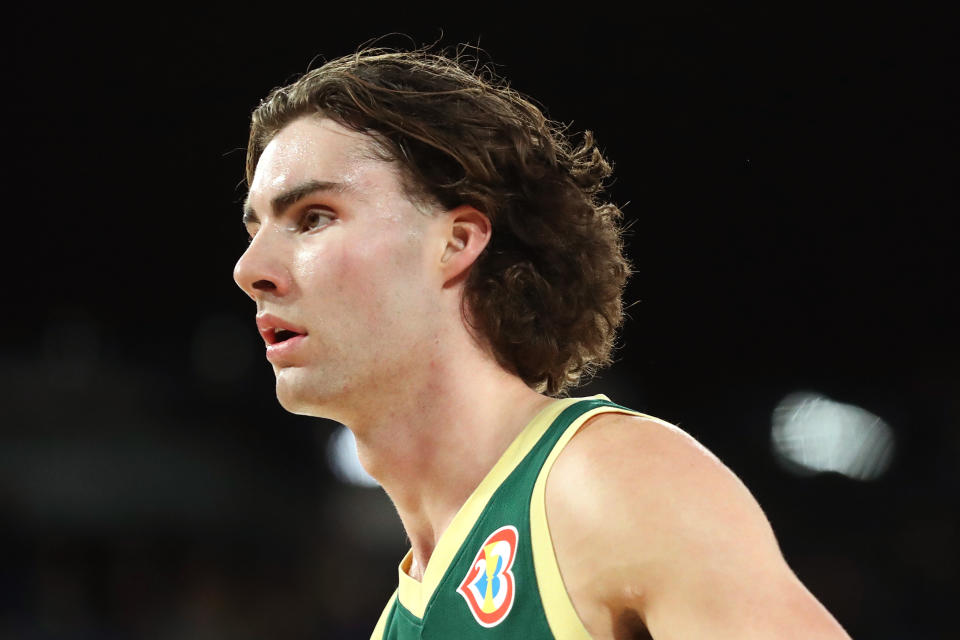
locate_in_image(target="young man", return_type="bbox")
[234,49,851,639]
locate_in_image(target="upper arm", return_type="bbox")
[545,412,850,640]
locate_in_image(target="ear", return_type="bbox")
[439,205,491,286]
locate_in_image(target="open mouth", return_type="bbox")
[270,328,303,344]
[256,315,308,349]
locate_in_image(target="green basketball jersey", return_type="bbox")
[370,395,648,639]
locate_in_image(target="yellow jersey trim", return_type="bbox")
[529,404,648,640]
[394,395,605,619]
[369,590,396,640]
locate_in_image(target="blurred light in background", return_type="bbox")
[326,424,379,487]
[771,392,895,481]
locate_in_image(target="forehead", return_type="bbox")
[249,116,397,204]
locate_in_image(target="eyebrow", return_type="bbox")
[242,179,352,226]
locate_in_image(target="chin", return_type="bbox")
[275,390,311,416]
[273,368,342,419]
[273,368,309,413]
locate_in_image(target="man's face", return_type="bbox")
[234,117,446,419]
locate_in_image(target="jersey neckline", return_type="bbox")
[395,394,608,619]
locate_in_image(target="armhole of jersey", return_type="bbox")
[530,405,645,640]
[370,590,397,640]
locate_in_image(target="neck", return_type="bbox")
[348,347,553,580]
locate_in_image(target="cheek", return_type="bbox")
[347,238,433,326]
[288,223,433,330]
[290,240,412,313]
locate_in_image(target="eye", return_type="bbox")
[300,209,335,232]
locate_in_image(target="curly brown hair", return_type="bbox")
[246,47,631,395]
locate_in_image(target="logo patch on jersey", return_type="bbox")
[456,525,518,627]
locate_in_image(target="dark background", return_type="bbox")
[3,5,956,639]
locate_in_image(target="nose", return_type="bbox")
[233,228,291,301]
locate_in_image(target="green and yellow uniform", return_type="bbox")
[371,395,649,639]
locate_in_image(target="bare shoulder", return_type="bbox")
[549,411,735,496]
[547,412,763,559]
[545,411,851,639]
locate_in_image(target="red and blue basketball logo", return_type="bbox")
[456,525,518,627]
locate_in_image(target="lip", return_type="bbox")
[265,333,307,363]
[255,313,309,363]
[255,313,308,343]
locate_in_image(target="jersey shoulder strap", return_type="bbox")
[530,399,657,638]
